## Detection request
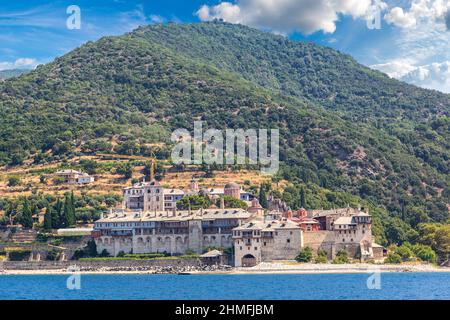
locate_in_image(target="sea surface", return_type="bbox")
[0,273,449,300]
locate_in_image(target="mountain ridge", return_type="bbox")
[0,21,448,244]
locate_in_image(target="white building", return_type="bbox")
[54,169,94,185]
[123,180,165,211]
[163,188,185,211]
[93,208,253,256]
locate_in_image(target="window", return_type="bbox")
[287,239,290,243]
[254,247,257,251]
[342,239,345,242]
[263,242,266,246]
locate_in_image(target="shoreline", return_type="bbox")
[1,263,449,275]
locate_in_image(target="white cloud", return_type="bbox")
[149,15,166,24]
[384,7,417,27]
[196,0,386,34]
[0,58,38,71]
[371,59,450,93]
[371,58,418,78]
[401,61,450,92]
[384,0,450,28]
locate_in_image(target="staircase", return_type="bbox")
[10,229,37,243]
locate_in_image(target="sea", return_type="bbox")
[0,273,449,300]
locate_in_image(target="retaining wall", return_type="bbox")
[1,258,201,270]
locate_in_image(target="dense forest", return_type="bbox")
[0,21,448,248]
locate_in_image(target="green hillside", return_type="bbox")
[0,21,448,245]
[0,69,29,80]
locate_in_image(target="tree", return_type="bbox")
[46,249,60,261]
[299,186,306,208]
[394,244,414,261]
[411,244,436,263]
[295,247,313,262]
[116,162,133,179]
[63,194,76,227]
[52,200,62,228]
[100,249,110,257]
[20,199,33,229]
[79,159,98,174]
[7,176,21,187]
[218,196,248,209]
[86,239,98,257]
[43,206,53,230]
[417,223,450,262]
[259,184,268,208]
[177,195,211,210]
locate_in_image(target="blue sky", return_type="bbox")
[1,0,449,92]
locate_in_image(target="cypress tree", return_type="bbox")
[44,206,53,230]
[20,199,33,229]
[63,194,75,227]
[52,199,62,228]
[299,186,306,209]
[70,191,76,221]
[259,185,268,208]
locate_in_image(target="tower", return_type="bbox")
[224,182,240,200]
[189,177,199,192]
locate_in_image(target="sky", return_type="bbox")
[0,0,449,93]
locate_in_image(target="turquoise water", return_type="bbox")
[0,273,449,300]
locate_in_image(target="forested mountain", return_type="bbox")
[0,69,29,80]
[0,21,448,245]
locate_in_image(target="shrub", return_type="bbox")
[394,245,414,261]
[7,177,21,187]
[8,250,31,261]
[315,249,328,263]
[411,244,437,263]
[332,250,349,264]
[296,247,313,262]
[46,249,60,261]
[385,252,402,264]
[100,249,110,257]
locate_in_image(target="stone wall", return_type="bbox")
[96,228,234,257]
[302,231,336,258]
[1,258,201,271]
